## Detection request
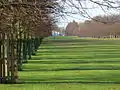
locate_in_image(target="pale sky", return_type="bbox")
[57,0,120,28]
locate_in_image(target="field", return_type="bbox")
[1,36,120,90]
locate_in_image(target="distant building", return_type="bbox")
[52,31,60,36]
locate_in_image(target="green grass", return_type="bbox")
[1,36,120,90]
[1,84,120,90]
[45,36,80,40]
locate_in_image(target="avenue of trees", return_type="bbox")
[0,0,62,83]
[0,0,120,84]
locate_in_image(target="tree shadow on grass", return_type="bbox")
[21,67,120,72]
[18,78,120,84]
[19,81,120,84]
[28,60,120,64]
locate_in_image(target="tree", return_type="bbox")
[59,0,120,23]
[66,21,80,36]
[0,0,62,84]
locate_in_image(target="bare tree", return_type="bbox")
[0,0,63,84]
[60,0,120,23]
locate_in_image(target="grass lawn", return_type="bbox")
[1,83,120,90]
[1,36,120,90]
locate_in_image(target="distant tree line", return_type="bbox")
[66,15,120,38]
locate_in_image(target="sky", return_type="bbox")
[57,0,120,28]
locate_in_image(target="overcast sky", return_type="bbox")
[57,0,120,28]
